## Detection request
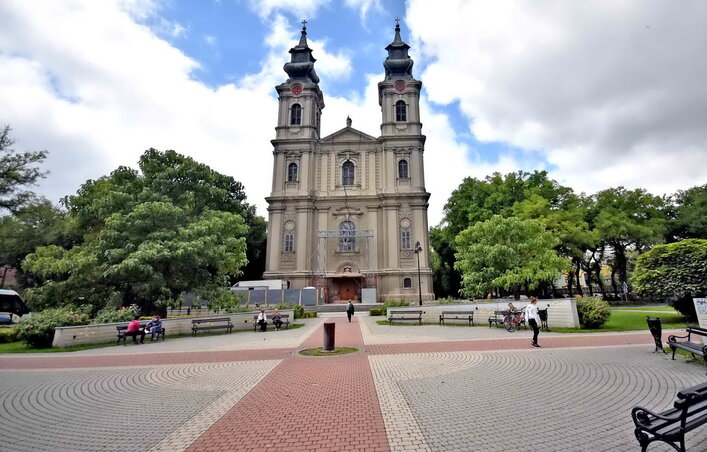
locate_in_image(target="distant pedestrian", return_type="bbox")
[346,300,355,322]
[257,309,267,332]
[526,297,541,348]
[126,315,145,344]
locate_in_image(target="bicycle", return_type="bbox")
[503,307,526,332]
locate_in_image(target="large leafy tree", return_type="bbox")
[454,215,569,299]
[0,125,48,213]
[22,149,260,313]
[591,187,665,297]
[665,184,707,242]
[632,239,707,319]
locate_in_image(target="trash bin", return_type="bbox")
[647,317,667,353]
[323,322,335,351]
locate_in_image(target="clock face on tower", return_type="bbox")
[291,83,303,95]
[394,80,406,92]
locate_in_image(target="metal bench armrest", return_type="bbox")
[632,406,680,425]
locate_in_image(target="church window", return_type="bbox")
[339,221,355,252]
[395,100,407,122]
[287,162,298,182]
[291,103,302,125]
[342,161,355,185]
[398,159,409,179]
[400,228,411,250]
[283,232,294,252]
[403,277,412,288]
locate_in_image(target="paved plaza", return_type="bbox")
[1,314,706,451]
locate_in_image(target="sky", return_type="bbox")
[1,0,706,226]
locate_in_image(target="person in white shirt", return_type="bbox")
[526,297,542,347]
[257,309,267,332]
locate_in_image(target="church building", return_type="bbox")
[263,22,434,303]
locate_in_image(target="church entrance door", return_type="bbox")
[334,278,359,303]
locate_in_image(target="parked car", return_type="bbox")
[0,313,14,325]
[0,289,30,320]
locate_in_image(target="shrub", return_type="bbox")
[369,308,383,316]
[93,304,140,324]
[0,327,18,343]
[576,297,611,329]
[13,308,90,348]
[275,303,306,319]
[205,289,243,313]
[307,311,317,318]
[381,300,410,315]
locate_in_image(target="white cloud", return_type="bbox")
[247,0,331,20]
[408,0,707,197]
[344,0,383,20]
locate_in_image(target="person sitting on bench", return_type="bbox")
[146,315,162,342]
[257,309,267,332]
[271,309,283,330]
[126,315,145,344]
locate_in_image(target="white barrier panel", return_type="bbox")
[694,298,707,344]
[387,299,580,328]
[52,310,295,348]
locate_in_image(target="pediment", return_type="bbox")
[321,126,377,143]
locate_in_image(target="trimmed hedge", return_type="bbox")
[14,308,90,348]
[369,308,384,316]
[576,297,611,329]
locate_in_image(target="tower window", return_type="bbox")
[291,103,302,125]
[403,277,412,288]
[400,228,411,250]
[287,162,298,182]
[284,232,294,252]
[342,161,355,185]
[339,220,355,252]
[395,100,407,122]
[398,159,409,179]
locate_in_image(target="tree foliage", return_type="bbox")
[0,125,48,213]
[21,149,259,314]
[666,184,707,242]
[632,239,707,318]
[454,216,569,298]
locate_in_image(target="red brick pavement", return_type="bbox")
[186,317,390,452]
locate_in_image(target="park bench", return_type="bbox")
[252,314,290,331]
[668,326,707,372]
[488,311,506,328]
[191,318,233,336]
[116,322,165,346]
[439,310,474,326]
[388,310,422,325]
[632,381,707,451]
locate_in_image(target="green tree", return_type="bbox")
[22,149,256,313]
[666,184,707,242]
[454,216,570,299]
[591,187,666,298]
[0,125,48,213]
[632,239,707,319]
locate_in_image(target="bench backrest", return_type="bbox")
[442,311,473,315]
[253,314,290,320]
[117,322,149,331]
[675,382,707,417]
[687,326,707,337]
[192,318,231,325]
[389,310,422,314]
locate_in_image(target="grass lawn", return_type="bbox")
[552,311,695,333]
[611,306,678,312]
[0,323,305,353]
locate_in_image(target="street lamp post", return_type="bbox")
[414,240,423,306]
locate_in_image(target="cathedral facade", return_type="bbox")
[263,23,434,303]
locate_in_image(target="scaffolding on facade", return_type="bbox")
[312,229,376,295]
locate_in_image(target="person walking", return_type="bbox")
[526,297,541,348]
[346,300,355,322]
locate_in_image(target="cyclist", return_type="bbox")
[526,297,541,347]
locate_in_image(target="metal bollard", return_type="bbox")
[323,322,335,351]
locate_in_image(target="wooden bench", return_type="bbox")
[439,310,474,326]
[116,322,165,346]
[191,318,233,336]
[388,310,422,325]
[488,311,505,328]
[252,314,290,332]
[668,326,707,372]
[632,381,707,451]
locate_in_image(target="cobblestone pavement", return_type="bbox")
[1,316,706,451]
[370,347,707,452]
[0,360,278,451]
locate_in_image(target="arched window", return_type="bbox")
[339,220,355,252]
[398,159,409,179]
[403,277,412,288]
[290,103,302,125]
[342,161,355,185]
[395,100,407,122]
[400,228,411,250]
[287,162,298,182]
[283,232,294,252]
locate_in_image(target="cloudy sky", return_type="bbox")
[1,0,706,225]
